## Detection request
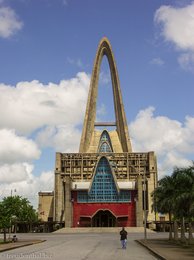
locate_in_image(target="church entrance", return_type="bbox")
[92,210,116,227]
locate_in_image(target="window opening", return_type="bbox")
[78,157,131,203]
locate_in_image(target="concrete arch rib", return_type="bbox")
[79,37,132,153]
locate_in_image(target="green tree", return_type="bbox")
[152,175,175,240]
[0,202,11,242]
[0,196,38,242]
[152,163,194,244]
[172,164,194,244]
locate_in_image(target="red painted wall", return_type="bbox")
[71,190,137,227]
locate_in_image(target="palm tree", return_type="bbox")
[172,164,194,244]
[153,163,194,244]
[152,175,175,240]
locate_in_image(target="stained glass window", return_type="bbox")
[99,142,112,153]
[78,157,131,203]
[98,130,113,153]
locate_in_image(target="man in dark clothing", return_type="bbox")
[120,227,127,249]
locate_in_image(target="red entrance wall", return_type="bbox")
[71,190,137,227]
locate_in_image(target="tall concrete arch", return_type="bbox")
[79,37,132,153]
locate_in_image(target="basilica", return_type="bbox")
[38,37,158,228]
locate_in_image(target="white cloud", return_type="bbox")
[0,164,54,208]
[0,6,23,38]
[129,107,194,178]
[0,129,41,163]
[62,0,68,6]
[150,57,164,66]
[0,163,32,184]
[178,52,194,72]
[36,125,81,152]
[155,2,194,72]
[99,71,111,85]
[155,3,194,51]
[0,73,90,208]
[97,103,107,118]
[0,72,90,134]
[67,57,84,68]
[161,152,191,173]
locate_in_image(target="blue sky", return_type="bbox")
[0,0,194,207]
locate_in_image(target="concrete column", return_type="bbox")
[147,152,158,223]
[147,173,156,224]
[54,172,64,222]
[64,175,72,227]
[54,153,64,222]
[136,175,143,227]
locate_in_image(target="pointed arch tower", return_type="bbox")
[79,37,132,153]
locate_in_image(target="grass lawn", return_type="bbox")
[0,238,12,244]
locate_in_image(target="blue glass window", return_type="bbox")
[100,131,110,142]
[98,130,113,153]
[78,157,131,203]
[99,142,112,152]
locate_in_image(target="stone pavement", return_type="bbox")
[0,233,194,260]
[137,238,194,260]
[0,239,44,253]
[0,233,157,260]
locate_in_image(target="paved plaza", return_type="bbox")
[1,231,194,260]
[0,232,161,260]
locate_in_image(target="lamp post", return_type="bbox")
[11,189,16,197]
[9,189,17,240]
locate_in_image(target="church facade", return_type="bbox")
[38,38,158,228]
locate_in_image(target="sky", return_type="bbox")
[0,0,194,208]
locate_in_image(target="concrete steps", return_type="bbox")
[53,227,155,233]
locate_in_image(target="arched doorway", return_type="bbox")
[92,210,116,227]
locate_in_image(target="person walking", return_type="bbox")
[120,227,127,249]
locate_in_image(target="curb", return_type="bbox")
[135,240,166,260]
[0,240,46,253]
